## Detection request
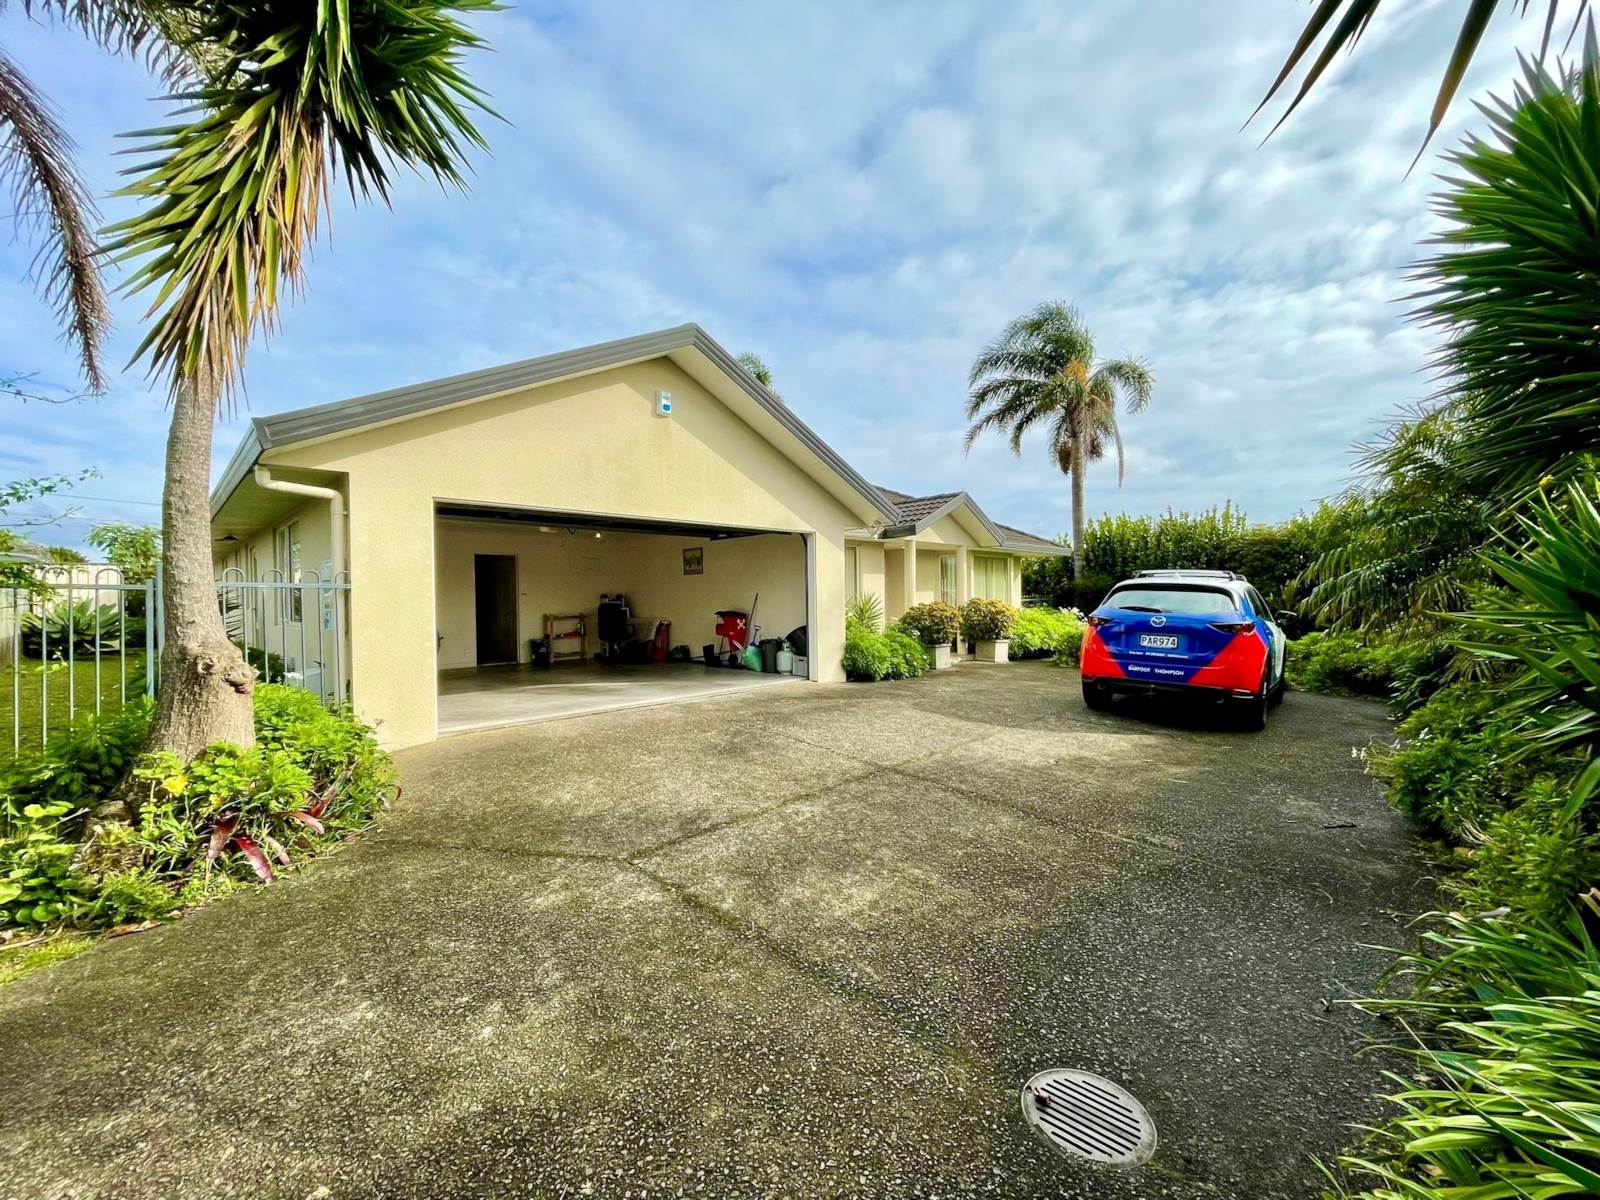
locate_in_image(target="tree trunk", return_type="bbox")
[1070,408,1088,584]
[110,369,255,820]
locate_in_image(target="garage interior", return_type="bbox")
[434,504,809,735]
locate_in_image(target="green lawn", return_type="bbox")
[1,652,149,758]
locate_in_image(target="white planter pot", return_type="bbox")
[930,642,952,670]
[975,639,1010,664]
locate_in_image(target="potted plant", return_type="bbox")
[960,598,1017,664]
[898,601,961,669]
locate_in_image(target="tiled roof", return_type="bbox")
[875,487,960,524]
[995,522,1065,554]
[873,485,1066,556]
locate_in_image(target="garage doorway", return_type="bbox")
[473,554,518,665]
[435,503,811,735]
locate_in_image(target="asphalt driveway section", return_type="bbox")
[0,663,1431,1200]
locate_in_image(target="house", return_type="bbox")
[210,325,1066,749]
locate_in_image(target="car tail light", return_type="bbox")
[1087,614,1113,628]
[1209,621,1255,635]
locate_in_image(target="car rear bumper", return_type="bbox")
[1083,675,1257,703]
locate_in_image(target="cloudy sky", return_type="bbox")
[0,1,1559,548]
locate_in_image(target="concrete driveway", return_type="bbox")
[0,663,1430,1200]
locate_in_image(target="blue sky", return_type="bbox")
[0,1,1555,549]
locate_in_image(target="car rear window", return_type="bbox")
[1103,585,1239,615]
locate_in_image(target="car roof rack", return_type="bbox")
[1132,569,1240,581]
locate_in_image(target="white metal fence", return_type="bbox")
[4,565,350,755]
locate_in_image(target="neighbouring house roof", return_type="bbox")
[210,324,903,526]
[870,486,1069,557]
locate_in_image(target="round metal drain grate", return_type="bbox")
[1020,1069,1157,1168]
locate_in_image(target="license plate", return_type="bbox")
[1139,634,1179,649]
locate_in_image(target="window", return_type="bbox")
[845,545,859,594]
[972,554,1010,601]
[939,555,957,606]
[276,521,302,622]
[1104,585,1238,615]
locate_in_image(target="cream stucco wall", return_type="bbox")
[618,531,807,654]
[261,359,856,748]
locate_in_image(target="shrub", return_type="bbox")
[882,630,930,680]
[233,641,287,685]
[252,686,392,830]
[1052,620,1088,668]
[960,598,1016,643]
[19,600,125,658]
[1455,781,1600,923]
[842,622,890,682]
[897,601,959,646]
[0,701,153,837]
[1008,607,1084,659]
[1284,631,1412,697]
[1368,684,1576,838]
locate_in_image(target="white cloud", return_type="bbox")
[0,0,1566,546]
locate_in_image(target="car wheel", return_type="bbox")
[1269,666,1286,707]
[1082,680,1111,711]
[1234,667,1269,731]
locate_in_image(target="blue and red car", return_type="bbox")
[1079,570,1289,729]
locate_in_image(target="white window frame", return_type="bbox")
[275,520,303,623]
[845,544,860,595]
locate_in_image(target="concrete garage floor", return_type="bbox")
[437,660,800,734]
[0,664,1433,1200]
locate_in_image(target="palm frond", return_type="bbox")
[1095,357,1154,414]
[0,48,108,392]
[12,0,209,84]
[102,0,500,398]
[1251,0,1587,156]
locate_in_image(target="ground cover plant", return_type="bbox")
[0,685,394,983]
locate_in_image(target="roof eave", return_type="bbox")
[207,323,902,526]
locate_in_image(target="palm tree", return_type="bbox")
[965,303,1153,581]
[736,351,780,399]
[3,2,497,772]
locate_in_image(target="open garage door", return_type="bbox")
[433,502,811,735]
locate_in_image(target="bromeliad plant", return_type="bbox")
[133,744,325,883]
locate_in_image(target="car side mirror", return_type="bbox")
[1275,610,1298,631]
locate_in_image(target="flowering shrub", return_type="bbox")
[959,598,1016,643]
[897,602,960,646]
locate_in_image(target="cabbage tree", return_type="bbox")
[102,1,495,763]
